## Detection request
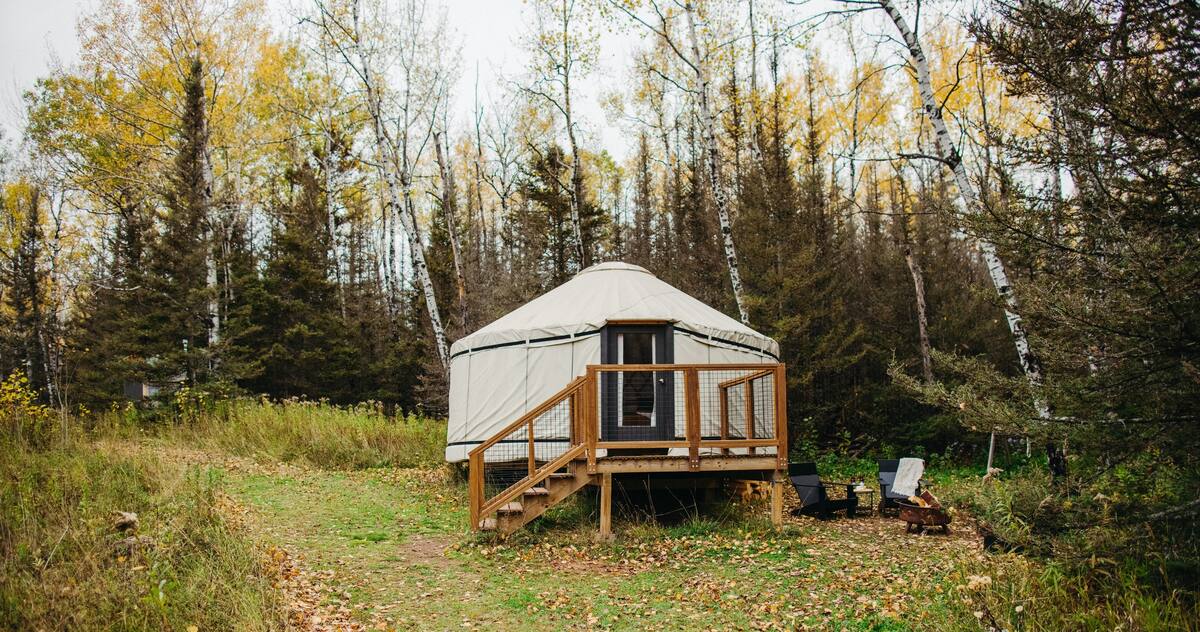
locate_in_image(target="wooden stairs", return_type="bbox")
[476,465,593,535]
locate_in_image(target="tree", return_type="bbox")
[613,0,752,324]
[309,0,452,375]
[524,0,598,269]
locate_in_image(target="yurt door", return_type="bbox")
[600,324,674,442]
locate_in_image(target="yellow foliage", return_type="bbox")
[0,370,55,444]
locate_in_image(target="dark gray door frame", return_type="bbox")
[599,323,675,442]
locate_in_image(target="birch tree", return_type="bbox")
[613,0,751,324]
[874,0,1047,416]
[309,0,451,374]
[524,0,596,270]
[434,128,468,329]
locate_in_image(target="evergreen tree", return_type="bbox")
[239,160,356,401]
[137,57,214,386]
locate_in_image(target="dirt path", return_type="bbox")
[143,443,991,631]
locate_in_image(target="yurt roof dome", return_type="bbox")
[450,261,779,358]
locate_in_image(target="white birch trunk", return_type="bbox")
[345,2,449,375]
[879,0,1047,418]
[903,244,933,383]
[434,129,469,329]
[324,127,347,320]
[199,62,220,353]
[560,1,588,269]
[685,1,751,325]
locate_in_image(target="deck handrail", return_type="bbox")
[468,376,589,530]
[466,375,587,459]
[468,363,788,531]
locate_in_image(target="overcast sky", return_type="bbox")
[0,0,640,158]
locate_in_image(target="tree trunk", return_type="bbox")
[201,100,220,357]
[434,129,469,330]
[903,243,933,383]
[684,1,751,325]
[561,0,589,269]
[346,1,449,375]
[324,128,347,320]
[879,0,1046,416]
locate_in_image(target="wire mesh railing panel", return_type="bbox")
[752,374,776,440]
[481,421,529,498]
[698,369,755,439]
[594,368,685,442]
[531,395,574,461]
[725,385,747,439]
[588,366,779,447]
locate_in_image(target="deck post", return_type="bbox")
[773,364,789,470]
[598,472,613,540]
[469,452,483,530]
[745,380,755,456]
[718,387,730,456]
[684,368,701,469]
[771,469,784,528]
[586,367,598,474]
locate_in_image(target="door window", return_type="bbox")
[617,332,656,427]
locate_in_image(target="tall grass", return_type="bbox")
[0,441,285,630]
[941,557,1199,631]
[147,398,447,470]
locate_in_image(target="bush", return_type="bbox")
[0,370,58,447]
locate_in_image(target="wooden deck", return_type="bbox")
[468,364,789,537]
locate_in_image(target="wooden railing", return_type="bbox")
[468,364,788,530]
[468,376,589,530]
[586,364,788,470]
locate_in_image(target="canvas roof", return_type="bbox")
[449,262,780,358]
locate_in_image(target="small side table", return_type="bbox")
[853,488,876,514]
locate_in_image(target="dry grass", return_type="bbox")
[0,440,286,630]
[118,398,447,470]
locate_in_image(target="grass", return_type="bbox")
[101,398,447,470]
[0,440,285,630]
[210,455,980,630]
[8,398,1196,630]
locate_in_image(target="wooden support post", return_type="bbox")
[527,419,536,478]
[745,379,755,456]
[685,368,701,469]
[469,452,483,530]
[718,387,730,456]
[774,364,789,469]
[569,391,577,444]
[771,469,784,528]
[586,368,598,474]
[599,472,613,541]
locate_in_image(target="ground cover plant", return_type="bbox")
[0,386,287,630]
[4,391,1197,630]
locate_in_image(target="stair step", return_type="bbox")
[479,518,497,531]
[524,487,550,497]
[497,502,524,514]
[548,472,574,480]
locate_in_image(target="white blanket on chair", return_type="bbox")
[892,457,925,497]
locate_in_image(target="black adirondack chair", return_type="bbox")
[788,462,859,519]
[877,459,925,512]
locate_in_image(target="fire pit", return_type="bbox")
[897,500,951,534]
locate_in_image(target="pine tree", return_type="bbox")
[239,160,356,401]
[138,57,214,386]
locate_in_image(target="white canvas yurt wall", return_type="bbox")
[445,262,780,463]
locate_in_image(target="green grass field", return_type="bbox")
[4,400,1194,631]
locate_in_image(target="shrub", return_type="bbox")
[0,370,58,447]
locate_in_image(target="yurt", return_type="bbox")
[445,262,780,463]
